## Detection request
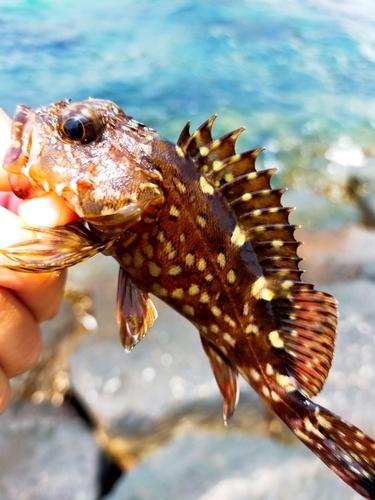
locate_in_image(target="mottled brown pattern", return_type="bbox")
[2,98,375,498]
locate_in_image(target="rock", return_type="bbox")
[298,224,375,284]
[314,279,375,437]
[104,433,361,500]
[0,400,100,500]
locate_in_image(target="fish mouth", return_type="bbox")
[3,105,44,199]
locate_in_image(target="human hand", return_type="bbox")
[0,108,78,414]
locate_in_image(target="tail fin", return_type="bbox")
[281,390,375,499]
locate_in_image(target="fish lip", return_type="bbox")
[3,105,38,176]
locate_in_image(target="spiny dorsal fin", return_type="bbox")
[177,116,217,158]
[274,288,337,397]
[179,117,301,281]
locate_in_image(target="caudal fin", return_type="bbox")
[283,391,375,499]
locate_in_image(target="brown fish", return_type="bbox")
[2,98,375,498]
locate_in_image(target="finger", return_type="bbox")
[0,109,12,191]
[0,367,11,414]
[18,192,79,227]
[0,287,42,378]
[0,207,67,322]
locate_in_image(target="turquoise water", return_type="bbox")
[1,0,375,227]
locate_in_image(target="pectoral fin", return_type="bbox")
[117,268,158,351]
[0,221,117,272]
[201,335,239,423]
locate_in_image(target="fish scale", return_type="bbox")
[2,98,375,498]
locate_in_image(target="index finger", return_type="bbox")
[0,109,12,191]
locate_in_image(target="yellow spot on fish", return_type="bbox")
[173,176,187,193]
[294,429,314,444]
[199,176,214,195]
[168,265,182,276]
[281,280,294,289]
[224,315,236,328]
[210,324,219,333]
[205,273,214,282]
[316,414,333,430]
[122,253,132,266]
[245,324,258,335]
[243,302,249,316]
[197,258,207,271]
[304,418,325,439]
[148,262,162,277]
[276,373,295,392]
[157,231,166,243]
[211,306,222,317]
[199,145,210,157]
[180,233,186,244]
[200,292,210,304]
[151,283,168,297]
[168,250,176,260]
[172,288,184,299]
[196,215,207,228]
[176,146,185,158]
[272,240,284,248]
[188,284,200,296]
[242,193,252,201]
[169,205,180,218]
[144,244,154,259]
[261,288,274,301]
[226,269,236,284]
[252,276,274,301]
[223,332,236,346]
[266,364,274,376]
[133,250,144,268]
[252,209,262,217]
[164,241,173,254]
[213,160,223,171]
[224,173,234,182]
[217,253,226,268]
[262,386,270,398]
[271,391,281,402]
[269,330,284,348]
[252,276,266,297]
[250,369,260,381]
[231,225,246,247]
[185,253,195,266]
[183,305,195,316]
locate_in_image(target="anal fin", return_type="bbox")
[117,268,158,351]
[200,335,239,423]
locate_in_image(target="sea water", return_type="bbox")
[1,0,375,227]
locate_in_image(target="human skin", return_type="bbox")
[0,108,77,414]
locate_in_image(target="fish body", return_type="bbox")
[3,99,375,498]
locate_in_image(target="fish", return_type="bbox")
[2,98,375,498]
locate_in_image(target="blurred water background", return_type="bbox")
[2,0,375,228]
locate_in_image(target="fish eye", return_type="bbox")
[58,104,104,144]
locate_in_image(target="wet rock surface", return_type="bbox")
[2,225,375,499]
[0,401,100,500]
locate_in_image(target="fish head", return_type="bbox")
[3,99,163,231]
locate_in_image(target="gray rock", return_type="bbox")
[0,400,100,500]
[104,433,361,500]
[315,279,375,436]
